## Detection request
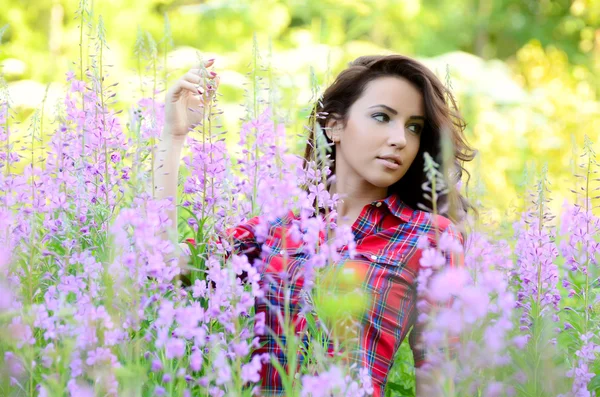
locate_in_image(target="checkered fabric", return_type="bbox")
[192,194,463,396]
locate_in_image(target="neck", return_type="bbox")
[328,172,388,224]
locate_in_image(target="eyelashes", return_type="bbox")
[372,112,391,123]
[407,124,423,134]
[371,113,423,134]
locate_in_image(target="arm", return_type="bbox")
[416,369,436,397]
[410,310,434,397]
[182,218,263,286]
[152,59,219,272]
[412,219,465,396]
[153,130,186,239]
[153,131,195,274]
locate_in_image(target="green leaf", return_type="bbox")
[270,355,294,394]
[589,374,600,392]
[386,381,412,396]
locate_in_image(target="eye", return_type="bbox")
[372,113,390,123]
[407,124,423,134]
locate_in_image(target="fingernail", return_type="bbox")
[207,58,215,62]
[209,71,217,77]
[197,88,203,94]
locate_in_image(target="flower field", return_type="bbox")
[1,6,600,397]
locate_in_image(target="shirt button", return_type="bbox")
[374,202,382,207]
[370,255,378,260]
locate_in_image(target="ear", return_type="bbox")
[325,114,343,143]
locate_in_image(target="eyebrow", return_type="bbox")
[369,104,425,120]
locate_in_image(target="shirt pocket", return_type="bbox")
[353,245,420,289]
[260,242,308,280]
[354,247,408,268]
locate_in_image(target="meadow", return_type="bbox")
[1,1,600,396]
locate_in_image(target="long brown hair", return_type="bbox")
[303,54,477,223]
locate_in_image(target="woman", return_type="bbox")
[155,54,475,396]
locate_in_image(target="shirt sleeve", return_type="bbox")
[409,218,465,369]
[222,216,263,263]
[185,215,263,264]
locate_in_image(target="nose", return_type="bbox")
[387,125,407,148]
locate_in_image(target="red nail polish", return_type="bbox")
[209,71,217,77]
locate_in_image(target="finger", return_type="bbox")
[176,80,204,97]
[182,72,202,85]
[188,68,206,76]
[188,68,218,81]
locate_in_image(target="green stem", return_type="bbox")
[99,39,109,212]
[150,47,158,200]
[4,103,9,177]
[583,152,591,334]
[251,36,259,214]
[30,116,36,208]
[79,2,86,155]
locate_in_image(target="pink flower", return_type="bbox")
[189,349,203,372]
[459,286,490,323]
[439,230,464,253]
[485,382,505,397]
[428,267,470,302]
[512,335,529,350]
[165,337,186,359]
[70,80,86,93]
[241,355,262,383]
[420,248,446,269]
[192,279,208,299]
[254,311,265,335]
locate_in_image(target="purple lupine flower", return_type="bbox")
[416,229,517,394]
[254,311,265,335]
[67,379,95,397]
[566,334,599,396]
[189,348,203,372]
[300,365,372,396]
[213,350,231,386]
[513,215,561,332]
[165,337,186,359]
[428,267,470,302]
[151,359,163,372]
[192,279,208,299]
[240,354,262,383]
[420,248,446,269]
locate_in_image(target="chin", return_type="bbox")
[367,175,404,189]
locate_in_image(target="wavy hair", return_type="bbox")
[303,54,477,223]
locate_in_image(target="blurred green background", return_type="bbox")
[1,0,599,220]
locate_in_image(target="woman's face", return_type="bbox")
[330,76,425,191]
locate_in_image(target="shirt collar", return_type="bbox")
[313,193,413,223]
[377,194,413,223]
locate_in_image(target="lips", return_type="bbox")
[376,156,402,170]
[376,155,403,166]
[378,157,399,165]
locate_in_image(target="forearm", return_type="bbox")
[416,367,442,397]
[415,369,426,397]
[153,127,186,239]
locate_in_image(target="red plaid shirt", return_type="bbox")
[202,193,463,396]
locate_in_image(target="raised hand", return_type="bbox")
[164,58,220,138]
